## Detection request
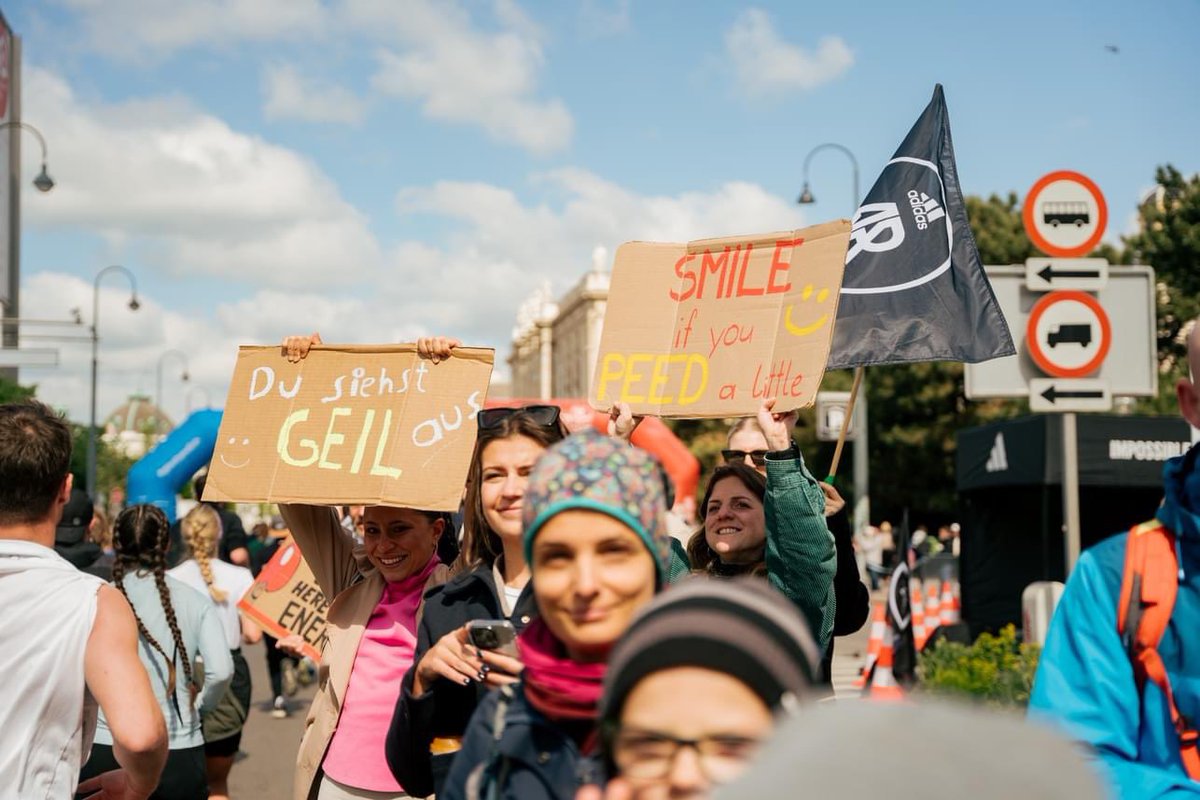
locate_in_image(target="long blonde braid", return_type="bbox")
[181,504,227,603]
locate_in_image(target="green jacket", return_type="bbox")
[764,447,838,651]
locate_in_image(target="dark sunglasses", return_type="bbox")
[478,404,562,430]
[721,448,768,467]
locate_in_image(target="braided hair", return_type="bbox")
[181,504,226,603]
[112,504,197,717]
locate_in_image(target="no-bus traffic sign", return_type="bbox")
[1022,171,1108,258]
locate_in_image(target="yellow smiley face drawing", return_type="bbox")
[219,436,253,469]
[785,284,832,336]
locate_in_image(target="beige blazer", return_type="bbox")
[280,505,449,800]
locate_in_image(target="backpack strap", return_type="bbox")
[465,684,517,800]
[1116,520,1200,780]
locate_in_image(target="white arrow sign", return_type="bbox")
[1029,378,1112,412]
[1025,258,1109,292]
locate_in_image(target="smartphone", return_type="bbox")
[467,619,519,658]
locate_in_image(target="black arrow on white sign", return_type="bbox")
[1041,385,1106,404]
[1037,264,1103,284]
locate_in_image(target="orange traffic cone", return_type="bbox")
[911,580,927,650]
[924,578,942,640]
[866,626,905,702]
[852,603,887,688]
[940,579,961,625]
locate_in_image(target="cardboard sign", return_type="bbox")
[591,221,851,417]
[238,540,328,662]
[205,345,494,510]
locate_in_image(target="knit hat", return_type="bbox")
[599,577,820,730]
[522,428,669,584]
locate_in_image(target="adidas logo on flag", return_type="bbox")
[907,190,945,231]
[986,432,1008,473]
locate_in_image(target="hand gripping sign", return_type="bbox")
[205,344,494,511]
[591,221,851,418]
[238,540,328,662]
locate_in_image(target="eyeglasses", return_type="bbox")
[721,449,768,467]
[612,727,763,784]
[477,404,561,430]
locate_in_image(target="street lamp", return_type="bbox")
[0,121,55,192]
[797,143,869,539]
[88,266,140,500]
[155,349,190,434]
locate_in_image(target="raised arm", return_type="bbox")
[81,585,167,800]
[757,399,837,651]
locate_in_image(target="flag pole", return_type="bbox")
[826,365,864,482]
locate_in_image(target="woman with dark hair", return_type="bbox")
[279,333,454,800]
[79,504,233,800]
[385,338,570,798]
[442,428,672,800]
[688,399,837,653]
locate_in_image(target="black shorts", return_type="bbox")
[79,743,206,800]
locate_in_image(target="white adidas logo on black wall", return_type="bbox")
[986,433,1008,473]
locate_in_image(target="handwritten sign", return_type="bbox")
[205,345,494,510]
[238,540,328,662]
[591,221,851,417]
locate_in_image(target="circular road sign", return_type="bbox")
[1026,291,1112,378]
[1022,170,1108,258]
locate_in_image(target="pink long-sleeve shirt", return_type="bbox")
[321,557,439,792]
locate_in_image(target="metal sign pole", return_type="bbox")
[1062,411,1081,572]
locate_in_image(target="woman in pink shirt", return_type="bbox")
[279,333,451,800]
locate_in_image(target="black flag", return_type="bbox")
[887,510,917,686]
[828,85,1015,369]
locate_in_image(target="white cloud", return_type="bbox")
[22,68,382,285]
[361,0,573,154]
[579,0,632,37]
[262,63,368,125]
[724,8,853,94]
[54,0,328,60]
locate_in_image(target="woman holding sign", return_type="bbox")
[278,333,452,800]
[688,399,837,655]
[441,427,672,800]
[386,338,568,796]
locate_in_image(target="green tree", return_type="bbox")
[0,373,36,404]
[964,192,1035,265]
[1123,166,1200,410]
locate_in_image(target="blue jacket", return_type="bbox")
[1029,443,1200,797]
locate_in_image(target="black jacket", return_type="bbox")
[386,564,538,798]
[823,506,871,681]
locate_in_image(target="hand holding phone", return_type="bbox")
[467,619,519,658]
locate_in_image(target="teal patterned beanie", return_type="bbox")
[522,428,669,585]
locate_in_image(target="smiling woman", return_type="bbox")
[441,429,671,800]
[276,332,452,800]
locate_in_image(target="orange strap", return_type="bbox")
[1117,520,1200,780]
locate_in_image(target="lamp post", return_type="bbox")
[0,120,55,381]
[155,349,189,433]
[88,266,140,500]
[797,143,870,538]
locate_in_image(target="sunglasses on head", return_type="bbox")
[721,449,768,467]
[478,404,562,430]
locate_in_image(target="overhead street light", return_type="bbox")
[0,121,55,192]
[88,266,140,500]
[797,142,870,540]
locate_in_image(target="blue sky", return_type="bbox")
[4,0,1198,422]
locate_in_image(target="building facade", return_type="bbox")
[509,251,610,400]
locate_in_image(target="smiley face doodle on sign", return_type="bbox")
[784,283,833,337]
[219,436,253,469]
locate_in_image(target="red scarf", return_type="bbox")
[517,618,606,725]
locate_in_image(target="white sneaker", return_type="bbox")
[271,696,289,719]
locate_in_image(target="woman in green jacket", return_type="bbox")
[687,398,837,652]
